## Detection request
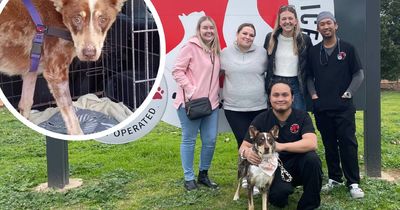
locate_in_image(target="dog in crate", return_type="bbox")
[0,0,126,135]
[234,125,279,210]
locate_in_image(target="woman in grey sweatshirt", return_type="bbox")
[220,23,268,149]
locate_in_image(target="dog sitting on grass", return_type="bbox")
[233,125,279,210]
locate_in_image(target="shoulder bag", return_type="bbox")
[184,54,215,120]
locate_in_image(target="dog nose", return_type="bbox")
[82,45,97,59]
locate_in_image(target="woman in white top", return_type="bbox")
[263,5,312,111]
[221,23,268,149]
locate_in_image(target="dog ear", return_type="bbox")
[50,0,68,12]
[249,125,259,139]
[110,0,127,12]
[270,125,279,139]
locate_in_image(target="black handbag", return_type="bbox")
[185,97,212,120]
[183,54,215,120]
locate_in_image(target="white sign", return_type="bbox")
[96,77,168,144]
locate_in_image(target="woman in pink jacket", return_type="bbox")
[172,16,221,191]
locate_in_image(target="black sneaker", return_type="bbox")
[184,180,198,191]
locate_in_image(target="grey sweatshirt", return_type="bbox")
[220,43,268,111]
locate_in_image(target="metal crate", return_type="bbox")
[0,0,160,111]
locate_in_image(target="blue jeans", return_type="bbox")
[177,107,219,181]
[272,76,306,111]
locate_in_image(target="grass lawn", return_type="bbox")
[0,91,399,209]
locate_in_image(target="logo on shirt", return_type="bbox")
[337,51,346,60]
[290,124,300,134]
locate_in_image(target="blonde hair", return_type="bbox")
[267,6,303,55]
[195,16,221,55]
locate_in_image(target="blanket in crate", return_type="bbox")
[30,94,133,134]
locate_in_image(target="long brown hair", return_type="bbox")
[195,16,221,55]
[267,5,303,55]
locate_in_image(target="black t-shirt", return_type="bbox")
[307,39,362,112]
[244,109,315,160]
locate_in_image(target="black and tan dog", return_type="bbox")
[233,125,279,210]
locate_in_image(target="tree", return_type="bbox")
[381,0,400,80]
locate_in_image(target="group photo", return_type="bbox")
[0,0,399,209]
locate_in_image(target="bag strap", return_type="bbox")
[183,53,215,102]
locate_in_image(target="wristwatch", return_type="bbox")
[240,148,247,160]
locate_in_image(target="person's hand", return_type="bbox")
[311,94,319,100]
[244,148,261,165]
[186,87,196,99]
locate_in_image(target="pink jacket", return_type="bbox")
[172,37,220,109]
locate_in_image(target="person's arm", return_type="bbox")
[239,140,261,165]
[342,70,364,98]
[306,45,318,99]
[275,132,317,153]
[307,77,318,99]
[172,43,196,99]
[263,33,270,51]
[342,45,364,98]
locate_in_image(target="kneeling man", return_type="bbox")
[239,80,322,210]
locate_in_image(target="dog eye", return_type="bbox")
[73,16,82,25]
[98,16,108,25]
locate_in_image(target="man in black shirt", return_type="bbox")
[307,11,365,199]
[239,80,322,210]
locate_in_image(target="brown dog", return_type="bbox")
[234,125,279,210]
[0,0,126,135]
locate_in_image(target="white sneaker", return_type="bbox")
[253,186,260,196]
[349,184,365,199]
[242,180,260,195]
[322,179,343,191]
[241,179,248,189]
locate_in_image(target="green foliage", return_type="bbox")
[0,91,399,209]
[380,91,400,168]
[381,0,400,80]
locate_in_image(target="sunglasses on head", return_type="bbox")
[279,5,296,11]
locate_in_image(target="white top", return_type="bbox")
[274,34,299,77]
[220,43,268,111]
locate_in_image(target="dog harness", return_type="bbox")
[22,0,72,72]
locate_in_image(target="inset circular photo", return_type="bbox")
[0,0,164,140]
